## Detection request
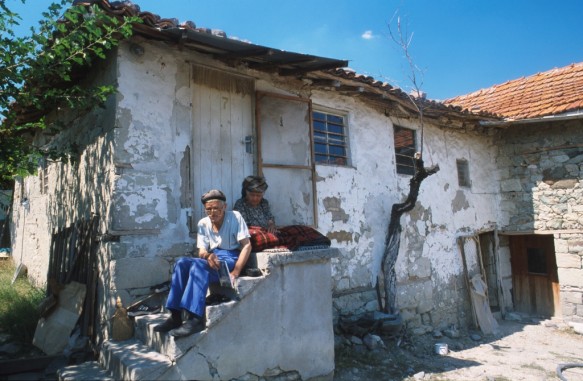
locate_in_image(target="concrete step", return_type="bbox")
[57,249,337,380]
[134,274,266,361]
[100,339,172,380]
[58,273,268,380]
[57,361,114,381]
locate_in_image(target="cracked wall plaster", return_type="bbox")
[452,190,470,212]
[323,197,349,223]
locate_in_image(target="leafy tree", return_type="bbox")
[0,0,140,188]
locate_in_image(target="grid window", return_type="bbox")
[457,159,471,187]
[394,126,417,175]
[312,110,349,166]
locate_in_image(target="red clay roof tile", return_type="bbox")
[444,62,583,120]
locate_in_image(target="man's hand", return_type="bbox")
[207,252,220,270]
[231,238,251,278]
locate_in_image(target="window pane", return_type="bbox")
[313,120,326,132]
[329,145,346,156]
[313,112,326,121]
[328,124,344,135]
[327,114,344,124]
[315,154,328,163]
[315,143,328,154]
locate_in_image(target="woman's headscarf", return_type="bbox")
[241,175,268,197]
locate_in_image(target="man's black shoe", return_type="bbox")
[169,318,204,338]
[153,317,181,332]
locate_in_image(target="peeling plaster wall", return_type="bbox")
[396,125,500,329]
[9,40,196,338]
[106,39,195,322]
[11,54,119,290]
[312,90,501,329]
[12,36,521,336]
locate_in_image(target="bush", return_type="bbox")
[0,259,45,344]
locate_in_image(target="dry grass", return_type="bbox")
[0,258,45,344]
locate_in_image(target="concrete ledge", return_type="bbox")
[163,248,337,380]
[256,247,340,269]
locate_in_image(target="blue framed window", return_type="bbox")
[312,110,349,166]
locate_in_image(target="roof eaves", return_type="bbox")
[83,0,348,75]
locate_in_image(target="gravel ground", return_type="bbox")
[333,316,583,381]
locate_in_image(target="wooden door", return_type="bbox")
[509,234,560,317]
[191,66,255,220]
[255,91,317,226]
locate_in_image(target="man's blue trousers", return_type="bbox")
[165,249,238,317]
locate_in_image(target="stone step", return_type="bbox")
[100,339,172,380]
[58,273,268,380]
[134,274,266,361]
[57,361,114,381]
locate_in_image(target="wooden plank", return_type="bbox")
[457,237,478,328]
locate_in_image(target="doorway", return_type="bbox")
[509,234,560,317]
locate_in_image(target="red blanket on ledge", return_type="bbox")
[248,225,331,252]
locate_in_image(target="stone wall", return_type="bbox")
[495,119,583,321]
[496,119,583,231]
[555,233,583,322]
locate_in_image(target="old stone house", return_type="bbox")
[444,63,583,322]
[9,1,582,364]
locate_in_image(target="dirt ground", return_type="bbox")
[2,314,583,380]
[333,316,583,381]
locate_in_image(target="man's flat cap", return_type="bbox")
[201,189,226,204]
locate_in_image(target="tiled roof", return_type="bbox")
[73,0,347,75]
[323,68,495,122]
[66,1,495,128]
[443,63,583,120]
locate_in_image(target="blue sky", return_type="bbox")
[6,0,583,100]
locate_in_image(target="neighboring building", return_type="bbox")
[9,1,582,356]
[445,63,583,321]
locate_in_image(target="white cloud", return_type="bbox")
[361,30,375,40]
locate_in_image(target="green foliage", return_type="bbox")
[0,258,45,344]
[0,0,141,185]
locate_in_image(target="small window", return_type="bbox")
[394,126,417,175]
[312,110,350,166]
[527,248,547,275]
[457,159,471,187]
[39,159,49,195]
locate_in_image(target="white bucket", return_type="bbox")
[434,343,449,355]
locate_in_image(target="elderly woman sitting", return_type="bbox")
[233,175,277,234]
[234,175,331,253]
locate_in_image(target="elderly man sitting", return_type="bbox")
[154,189,251,338]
